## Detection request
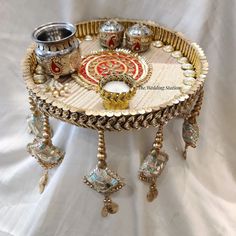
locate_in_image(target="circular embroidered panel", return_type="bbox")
[75,49,152,90]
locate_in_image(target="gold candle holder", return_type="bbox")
[99,74,137,110]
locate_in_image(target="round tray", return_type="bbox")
[22,18,208,131]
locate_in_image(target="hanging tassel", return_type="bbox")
[27,114,64,194]
[39,170,48,193]
[84,130,125,216]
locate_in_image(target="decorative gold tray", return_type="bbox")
[23,19,208,216]
[23,18,208,131]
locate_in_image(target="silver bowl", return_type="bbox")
[32,22,81,78]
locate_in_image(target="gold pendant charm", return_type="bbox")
[101,196,119,217]
[147,183,158,202]
[39,171,48,193]
[101,206,109,217]
[109,202,119,214]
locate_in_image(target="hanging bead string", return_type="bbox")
[41,115,52,146]
[37,114,64,193]
[28,96,49,193]
[97,129,107,169]
[183,88,204,159]
[187,88,204,124]
[96,129,119,217]
[28,95,44,136]
[29,96,39,116]
[152,123,164,154]
[28,95,64,193]
[28,95,53,146]
[38,114,51,193]
[146,123,164,202]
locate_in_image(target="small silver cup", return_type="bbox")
[99,20,124,49]
[32,22,81,79]
[125,24,153,53]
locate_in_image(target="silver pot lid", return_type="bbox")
[100,20,124,33]
[126,24,153,37]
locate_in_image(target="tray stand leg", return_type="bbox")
[27,96,64,193]
[83,130,125,217]
[139,124,169,202]
[182,88,204,159]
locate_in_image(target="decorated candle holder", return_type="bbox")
[32,22,81,79]
[99,74,137,110]
[99,20,124,49]
[125,23,153,53]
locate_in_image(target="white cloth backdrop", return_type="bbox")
[0,0,235,235]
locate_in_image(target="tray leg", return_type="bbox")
[182,88,204,159]
[83,130,125,217]
[139,124,168,202]
[27,95,64,193]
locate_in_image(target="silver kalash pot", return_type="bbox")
[99,20,124,49]
[125,24,153,53]
[32,22,81,79]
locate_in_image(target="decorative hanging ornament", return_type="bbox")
[139,124,168,202]
[182,119,199,159]
[182,89,204,159]
[182,120,199,148]
[27,113,64,193]
[83,130,125,216]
